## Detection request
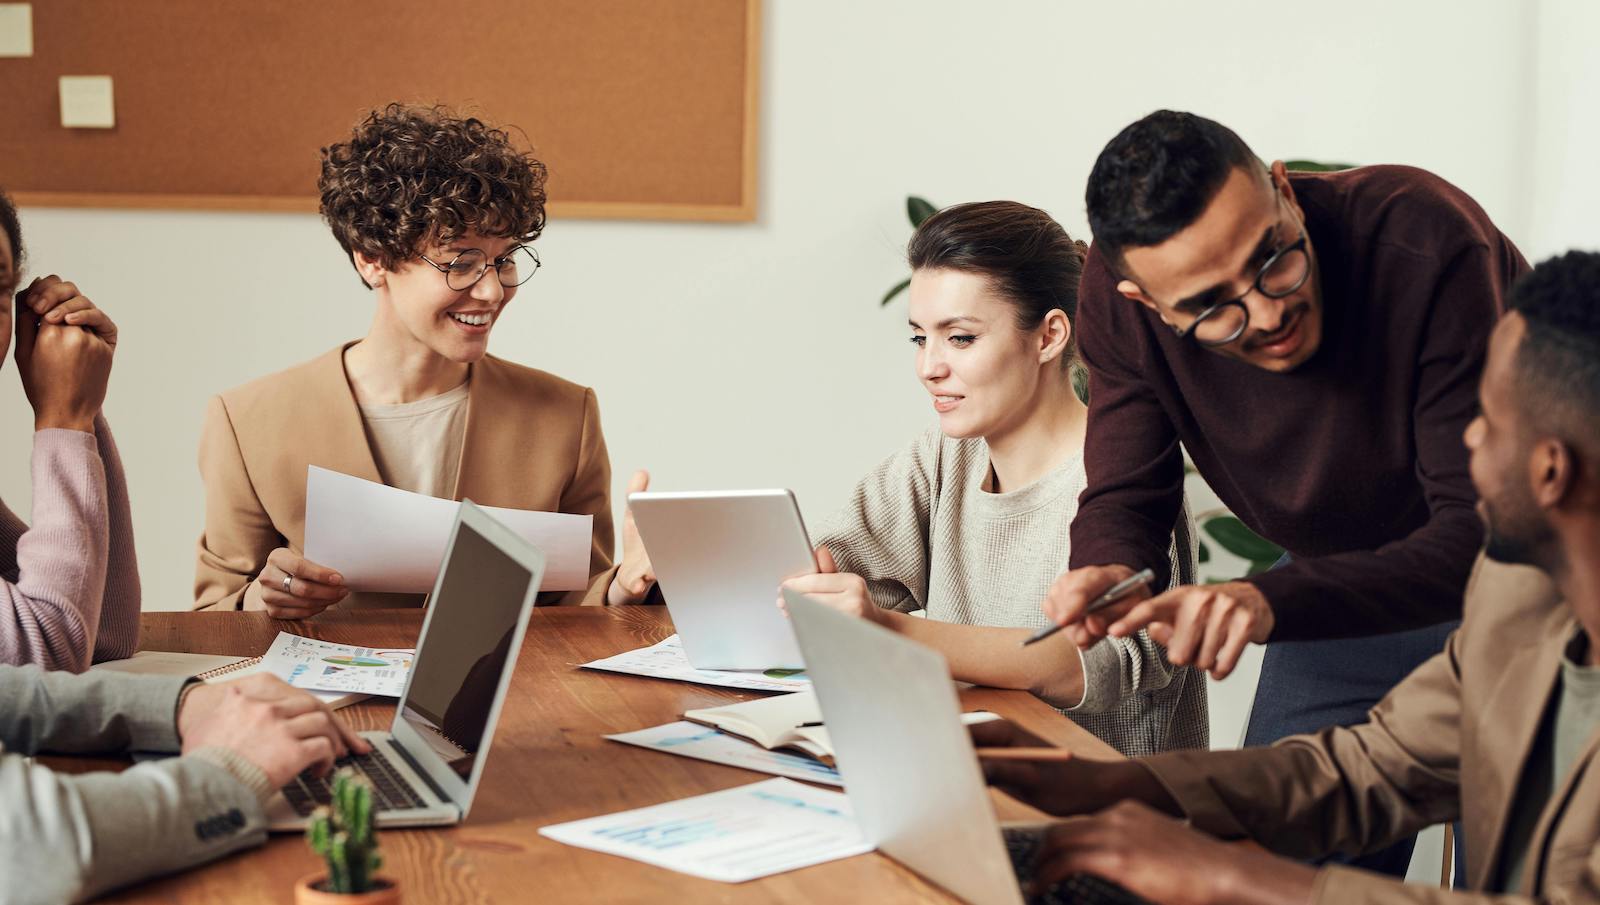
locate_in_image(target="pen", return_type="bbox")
[794,721,823,728]
[1019,567,1156,647]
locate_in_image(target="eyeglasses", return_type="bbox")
[418,245,541,292]
[1173,206,1311,348]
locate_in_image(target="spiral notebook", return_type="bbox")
[92,650,368,709]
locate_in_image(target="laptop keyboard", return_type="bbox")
[282,747,429,817]
[1003,826,1151,905]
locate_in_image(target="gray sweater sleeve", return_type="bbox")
[0,666,268,904]
[814,431,941,613]
[1071,493,1200,714]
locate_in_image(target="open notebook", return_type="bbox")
[682,691,833,762]
[678,690,1001,768]
[92,647,369,709]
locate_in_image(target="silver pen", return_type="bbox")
[1020,568,1156,647]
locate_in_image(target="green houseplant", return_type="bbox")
[295,770,400,904]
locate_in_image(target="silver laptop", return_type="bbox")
[627,489,816,670]
[782,588,1147,905]
[266,501,545,830]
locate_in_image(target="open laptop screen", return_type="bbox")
[399,516,533,780]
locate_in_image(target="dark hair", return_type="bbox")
[1509,250,1600,453]
[1085,110,1261,273]
[908,200,1088,349]
[0,186,23,280]
[318,104,548,289]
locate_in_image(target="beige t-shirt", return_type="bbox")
[345,380,471,609]
[359,380,471,499]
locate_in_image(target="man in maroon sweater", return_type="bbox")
[1043,111,1526,876]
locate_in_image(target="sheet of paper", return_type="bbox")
[539,778,870,882]
[581,634,810,693]
[0,4,32,57]
[303,466,592,593]
[608,721,843,786]
[59,76,115,128]
[261,631,414,697]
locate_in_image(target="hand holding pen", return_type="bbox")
[1023,567,1156,647]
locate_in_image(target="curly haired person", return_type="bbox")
[193,105,651,615]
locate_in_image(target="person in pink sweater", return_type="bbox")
[0,188,140,670]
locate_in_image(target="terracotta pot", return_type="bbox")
[293,873,401,905]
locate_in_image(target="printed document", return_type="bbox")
[607,721,844,786]
[303,466,592,593]
[581,634,810,693]
[539,778,870,882]
[261,631,415,697]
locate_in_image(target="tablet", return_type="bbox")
[627,489,817,670]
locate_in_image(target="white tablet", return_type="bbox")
[627,489,817,670]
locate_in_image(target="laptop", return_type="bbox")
[627,489,816,670]
[782,588,1148,905]
[265,500,545,830]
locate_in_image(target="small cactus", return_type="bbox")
[306,769,384,894]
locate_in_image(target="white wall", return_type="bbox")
[1524,0,1600,260]
[9,0,1595,883]
[0,0,1543,612]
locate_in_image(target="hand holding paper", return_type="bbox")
[303,466,592,593]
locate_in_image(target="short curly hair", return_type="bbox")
[1509,250,1600,452]
[319,104,548,289]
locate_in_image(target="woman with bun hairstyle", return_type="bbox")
[783,201,1206,756]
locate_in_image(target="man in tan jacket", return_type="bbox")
[978,249,1600,903]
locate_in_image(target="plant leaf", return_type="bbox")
[1201,516,1285,563]
[1282,159,1356,172]
[907,196,937,227]
[1197,541,1210,564]
[881,276,911,306]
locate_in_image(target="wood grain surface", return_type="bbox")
[83,608,1117,903]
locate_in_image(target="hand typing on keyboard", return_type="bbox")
[1022,802,1317,905]
[978,719,1317,905]
[283,749,426,817]
[178,673,371,787]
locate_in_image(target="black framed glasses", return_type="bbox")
[418,245,541,292]
[1175,215,1311,348]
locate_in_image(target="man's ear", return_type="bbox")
[1269,160,1304,219]
[1529,438,1576,509]
[352,251,387,290]
[1117,279,1160,314]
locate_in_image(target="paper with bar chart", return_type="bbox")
[580,634,810,693]
[538,778,870,882]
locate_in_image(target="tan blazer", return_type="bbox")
[194,345,616,611]
[1142,555,1600,901]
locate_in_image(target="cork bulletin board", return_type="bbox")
[0,0,760,221]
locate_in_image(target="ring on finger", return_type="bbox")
[282,573,293,594]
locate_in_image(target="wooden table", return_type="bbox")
[90,608,1118,904]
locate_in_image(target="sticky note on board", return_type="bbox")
[0,4,33,57]
[59,75,116,128]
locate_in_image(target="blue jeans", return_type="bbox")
[1245,557,1460,881]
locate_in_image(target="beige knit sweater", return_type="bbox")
[816,428,1207,756]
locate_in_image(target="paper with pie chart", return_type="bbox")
[261,631,416,698]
